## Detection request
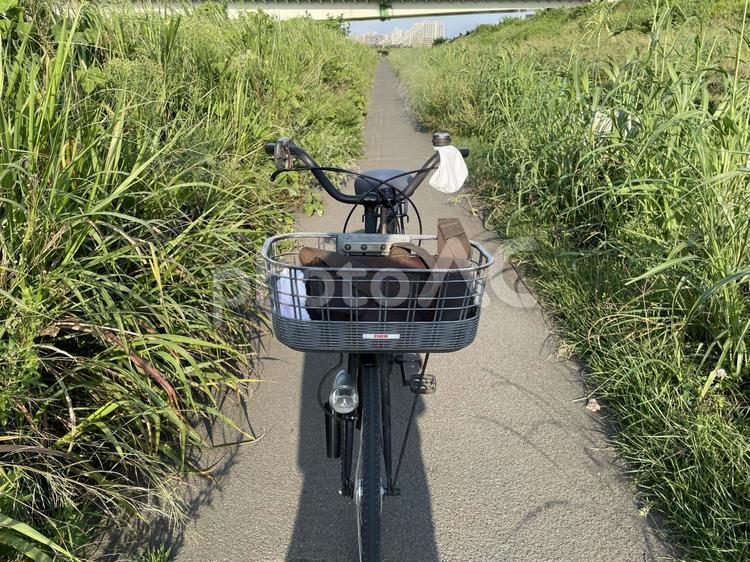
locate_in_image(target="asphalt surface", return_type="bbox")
[172,61,668,562]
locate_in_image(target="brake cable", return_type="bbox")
[270,165,435,235]
[341,179,424,235]
[313,167,430,235]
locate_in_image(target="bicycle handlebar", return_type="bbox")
[263,134,468,205]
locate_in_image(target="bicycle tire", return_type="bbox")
[357,360,382,562]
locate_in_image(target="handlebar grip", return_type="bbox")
[459,147,469,158]
[264,142,275,156]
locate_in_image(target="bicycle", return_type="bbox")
[260,132,493,561]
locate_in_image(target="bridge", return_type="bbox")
[204,1,593,20]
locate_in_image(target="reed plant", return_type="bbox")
[0,1,375,559]
[392,1,749,559]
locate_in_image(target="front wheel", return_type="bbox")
[356,360,382,561]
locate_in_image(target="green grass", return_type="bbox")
[137,546,170,562]
[392,1,749,560]
[0,1,375,560]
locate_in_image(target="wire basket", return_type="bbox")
[261,232,493,353]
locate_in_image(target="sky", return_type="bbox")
[348,12,530,39]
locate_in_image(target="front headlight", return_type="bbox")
[329,369,358,414]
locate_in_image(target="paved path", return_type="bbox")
[173,61,667,562]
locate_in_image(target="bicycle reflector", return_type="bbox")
[329,369,358,414]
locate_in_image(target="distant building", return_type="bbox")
[385,27,405,46]
[351,21,445,48]
[352,31,383,46]
[406,21,444,47]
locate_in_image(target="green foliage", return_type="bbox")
[137,546,171,562]
[392,2,750,560]
[0,2,375,560]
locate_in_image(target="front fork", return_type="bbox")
[339,354,360,498]
[334,354,398,498]
[380,359,397,496]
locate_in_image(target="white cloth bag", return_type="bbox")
[429,145,468,194]
[277,268,310,320]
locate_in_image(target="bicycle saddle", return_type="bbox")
[354,169,414,196]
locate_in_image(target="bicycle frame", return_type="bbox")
[262,132,477,561]
[336,196,425,500]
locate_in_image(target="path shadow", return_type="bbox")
[97,389,250,561]
[286,352,439,561]
[97,324,266,561]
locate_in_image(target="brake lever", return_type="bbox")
[273,137,294,171]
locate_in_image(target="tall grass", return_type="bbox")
[392,1,749,560]
[0,2,375,560]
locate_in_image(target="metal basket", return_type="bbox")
[261,233,493,353]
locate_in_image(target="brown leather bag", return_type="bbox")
[389,241,475,321]
[299,219,475,322]
[299,244,431,322]
[437,217,471,262]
